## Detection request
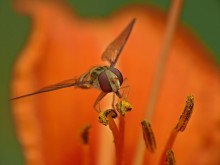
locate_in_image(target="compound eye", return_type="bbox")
[98,72,112,93]
[108,67,123,85]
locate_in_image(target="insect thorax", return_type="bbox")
[78,66,109,88]
[90,66,109,80]
[79,66,123,93]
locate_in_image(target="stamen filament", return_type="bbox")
[106,99,129,165]
[134,0,184,163]
[118,114,125,164]
[82,145,90,165]
[159,129,178,165]
[107,113,122,165]
[160,95,194,165]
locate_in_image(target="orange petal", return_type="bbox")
[11,1,220,165]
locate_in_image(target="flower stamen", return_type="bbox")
[98,109,118,126]
[98,88,133,165]
[116,99,133,116]
[141,120,157,153]
[80,124,92,165]
[166,149,176,165]
[105,110,122,165]
[160,95,194,164]
[81,125,91,145]
[175,95,194,132]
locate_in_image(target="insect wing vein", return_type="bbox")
[10,78,91,100]
[101,18,136,67]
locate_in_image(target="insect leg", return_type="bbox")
[112,93,116,110]
[115,91,122,98]
[119,77,130,99]
[93,92,107,113]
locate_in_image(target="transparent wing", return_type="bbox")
[10,78,91,100]
[101,18,136,67]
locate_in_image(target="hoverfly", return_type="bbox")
[11,18,136,113]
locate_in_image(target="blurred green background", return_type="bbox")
[0,0,219,164]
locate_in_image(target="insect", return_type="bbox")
[11,18,136,113]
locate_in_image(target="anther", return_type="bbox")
[175,95,194,132]
[166,149,176,165]
[141,120,157,153]
[81,125,91,145]
[116,99,133,116]
[98,109,118,126]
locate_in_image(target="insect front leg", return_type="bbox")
[112,93,116,110]
[115,91,122,98]
[119,77,130,99]
[93,92,107,113]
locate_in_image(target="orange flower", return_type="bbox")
[11,1,220,165]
